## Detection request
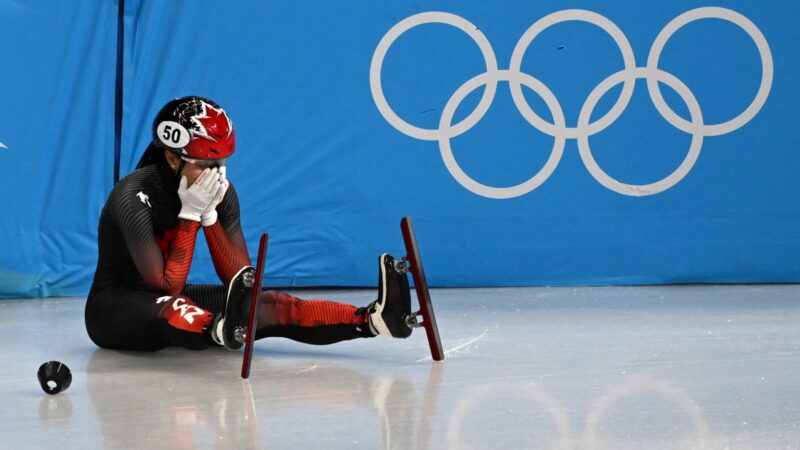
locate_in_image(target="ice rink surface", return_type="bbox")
[1,285,798,449]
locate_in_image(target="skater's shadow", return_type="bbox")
[84,349,442,449]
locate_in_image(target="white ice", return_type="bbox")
[1,285,798,449]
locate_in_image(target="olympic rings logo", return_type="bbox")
[370,8,773,199]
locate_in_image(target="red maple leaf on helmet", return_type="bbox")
[192,102,232,143]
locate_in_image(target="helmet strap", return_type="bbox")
[175,158,186,181]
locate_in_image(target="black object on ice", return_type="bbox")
[37,361,72,395]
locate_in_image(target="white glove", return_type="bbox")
[178,168,222,222]
[200,167,229,227]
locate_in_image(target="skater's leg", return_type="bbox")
[182,284,227,314]
[250,253,414,345]
[85,288,215,351]
[184,266,372,349]
[254,290,375,345]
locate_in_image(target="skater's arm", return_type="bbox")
[203,183,252,284]
[110,188,200,295]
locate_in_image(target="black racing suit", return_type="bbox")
[85,160,373,351]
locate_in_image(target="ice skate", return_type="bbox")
[367,253,413,338]
[212,265,255,350]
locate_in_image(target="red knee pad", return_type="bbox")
[156,296,214,334]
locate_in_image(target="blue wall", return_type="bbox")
[1,0,798,297]
[0,1,117,297]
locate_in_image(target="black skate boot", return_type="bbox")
[366,253,413,338]
[211,266,255,350]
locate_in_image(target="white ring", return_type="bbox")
[584,376,712,450]
[370,12,499,141]
[371,9,772,198]
[446,383,572,450]
[508,9,637,139]
[439,70,566,199]
[577,67,704,196]
[646,7,773,137]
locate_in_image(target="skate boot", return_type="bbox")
[211,266,255,350]
[366,253,413,338]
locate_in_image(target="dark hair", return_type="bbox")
[135,143,166,170]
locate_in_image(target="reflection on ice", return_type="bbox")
[3,286,798,448]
